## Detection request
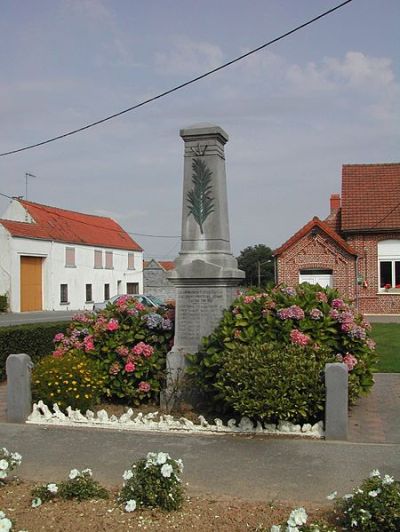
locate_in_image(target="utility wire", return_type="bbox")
[0,0,353,157]
[0,191,14,199]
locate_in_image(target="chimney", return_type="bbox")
[330,194,341,213]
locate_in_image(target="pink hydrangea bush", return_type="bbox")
[52,297,175,404]
[189,283,377,420]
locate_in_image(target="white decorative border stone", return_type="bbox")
[26,401,324,438]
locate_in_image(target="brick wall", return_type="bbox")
[277,230,356,301]
[346,232,400,314]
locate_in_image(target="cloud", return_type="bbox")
[325,51,395,89]
[155,36,224,75]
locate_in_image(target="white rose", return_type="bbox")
[161,463,173,478]
[125,499,137,512]
[122,470,133,481]
[47,483,58,494]
[0,459,9,470]
[0,516,12,532]
[156,452,169,465]
[68,469,80,480]
[287,507,308,527]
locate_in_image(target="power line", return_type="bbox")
[370,200,400,229]
[0,0,353,157]
[0,191,14,199]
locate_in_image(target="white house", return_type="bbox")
[0,199,144,312]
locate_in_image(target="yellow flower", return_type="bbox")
[50,393,54,397]
[84,394,89,399]
[75,394,80,399]
[72,381,77,385]
[64,380,69,384]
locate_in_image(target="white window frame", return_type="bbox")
[105,251,113,269]
[378,240,400,291]
[94,249,103,269]
[128,252,135,270]
[65,247,76,268]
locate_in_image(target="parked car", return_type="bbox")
[93,294,165,311]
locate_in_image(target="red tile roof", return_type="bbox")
[159,261,175,271]
[143,259,175,271]
[0,200,142,251]
[274,216,357,257]
[341,163,400,232]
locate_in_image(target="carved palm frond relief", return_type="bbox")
[186,157,215,234]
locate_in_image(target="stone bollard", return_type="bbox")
[6,354,33,423]
[325,362,348,440]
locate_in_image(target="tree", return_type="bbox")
[237,244,274,287]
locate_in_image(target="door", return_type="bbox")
[20,256,43,311]
[299,270,333,288]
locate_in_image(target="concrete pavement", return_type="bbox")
[0,373,399,504]
[0,310,76,327]
[1,422,399,504]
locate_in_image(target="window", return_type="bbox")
[85,284,93,302]
[65,247,75,267]
[104,283,110,300]
[60,284,68,303]
[105,251,113,269]
[128,253,135,270]
[378,240,400,290]
[94,250,103,269]
[127,282,139,295]
[299,269,333,288]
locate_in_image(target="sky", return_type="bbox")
[0,0,399,260]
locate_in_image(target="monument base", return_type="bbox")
[163,264,243,408]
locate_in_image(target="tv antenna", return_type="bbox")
[25,172,37,200]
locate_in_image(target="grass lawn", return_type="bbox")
[371,323,400,373]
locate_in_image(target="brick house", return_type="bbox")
[274,163,400,315]
[0,199,143,312]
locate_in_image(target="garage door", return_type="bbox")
[299,270,333,288]
[20,256,43,311]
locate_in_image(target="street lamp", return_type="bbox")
[257,259,272,288]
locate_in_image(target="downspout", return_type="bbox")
[355,255,359,312]
[274,256,278,285]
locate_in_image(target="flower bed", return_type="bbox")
[32,297,175,410]
[189,284,377,423]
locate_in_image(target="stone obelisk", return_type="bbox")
[166,123,244,393]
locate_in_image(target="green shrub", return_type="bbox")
[53,298,174,404]
[214,342,336,424]
[31,469,108,506]
[119,452,184,512]
[0,447,22,483]
[32,352,105,412]
[336,470,400,531]
[0,322,68,380]
[189,284,377,416]
[0,295,7,312]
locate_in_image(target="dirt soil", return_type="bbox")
[0,478,338,531]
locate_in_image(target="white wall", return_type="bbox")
[5,235,143,311]
[0,226,12,303]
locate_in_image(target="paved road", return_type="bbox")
[365,314,400,323]
[0,310,76,327]
[1,422,399,504]
[1,374,399,503]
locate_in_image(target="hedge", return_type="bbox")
[0,322,68,380]
[0,295,8,312]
